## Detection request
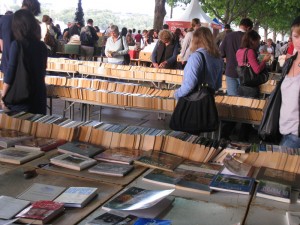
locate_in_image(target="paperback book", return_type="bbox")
[221,154,255,177]
[134,218,172,225]
[54,187,98,208]
[0,147,44,164]
[0,129,33,148]
[209,173,255,195]
[0,195,30,220]
[16,200,64,225]
[57,141,105,158]
[50,154,97,171]
[88,162,134,177]
[86,212,137,225]
[256,180,291,203]
[134,151,184,172]
[177,160,221,174]
[15,137,66,152]
[142,168,185,187]
[94,148,143,165]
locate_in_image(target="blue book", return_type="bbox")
[209,173,255,195]
[134,218,171,225]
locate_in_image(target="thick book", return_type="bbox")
[15,137,66,152]
[0,147,44,164]
[54,187,98,208]
[88,162,134,177]
[57,141,105,158]
[134,151,184,172]
[209,173,255,195]
[286,211,300,225]
[94,148,142,165]
[50,154,97,171]
[16,200,64,225]
[102,186,174,211]
[86,212,137,225]
[17,183,66,202]
[0,195,30,220]
[0,129,33,148]
[256,180,291,203]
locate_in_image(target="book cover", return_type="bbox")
[57,141,105,158]
[221,154,255,177]
[286,211,300,225]
[0,195,30,220]
[142,168,185,187]
[134,151,184,172]
[102,186,174,211]
[256,180,291,203]
[88,162,134,177]
[94,148,142,165]
[209,174,255,195]
[0,129,33,148]
[86,212,137,225]
[15,137,66,152]
[54,187,98,208]
[17,183,66,202]
[178,160,221,174]
[0,147,44,164]
[16,200,64,224]
[50,154,97,171]
[134,218,171,225]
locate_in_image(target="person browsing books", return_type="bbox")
[174,27,223,99]
[1,9,47,114]
[279,16,300,148]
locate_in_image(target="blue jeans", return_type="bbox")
[226,76,240,96]
[280,134,300,148]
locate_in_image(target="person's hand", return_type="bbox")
[0,100,6,110]
[159,61,167,68]
[153,63,159,68]
[262,54,271,62]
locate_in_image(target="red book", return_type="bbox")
[16,200,64,224]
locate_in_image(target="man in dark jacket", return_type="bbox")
[80,19,99,61]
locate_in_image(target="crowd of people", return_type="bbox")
[0,0,299,148]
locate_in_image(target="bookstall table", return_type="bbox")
[79,169,251,225]
[0,167,122,225]
[244,192,300,225]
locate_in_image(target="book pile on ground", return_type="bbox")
[57,141,104,158]
[0,147,44,164]
[16,200,64,224]
[88,162,134,177]
[86,212,137,225]
[209,173,255,195]
[54,186,98,208]
[0,129,33,148]
[256,180,291,203]
[15,137,66,152]
[17,183,66,202]
[102,186,174,218]
[0,195,30,220]
[134,151,184,172]
[50,153,97,171]
[94,148,142,165]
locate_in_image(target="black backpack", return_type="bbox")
[80,26,94,46]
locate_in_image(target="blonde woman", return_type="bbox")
[174,27,223,99]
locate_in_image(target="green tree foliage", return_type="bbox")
[74,0,84,25]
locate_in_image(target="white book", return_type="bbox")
[55,187,98,208]
[0,195,30,219]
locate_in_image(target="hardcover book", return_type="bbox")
[17,183,66,202]
[50,154,97,171]
[142,168,185,187]
[57,141,105,158]
[134,218,172,225]
[94,148,142,165]
[0,147,44,164]
[209,174,255,195]
[86,212,137,225]
[0,195,30,220]
[16,200,64,225]
[88,162,134,177]
[178,160,221,174]
[15,137,66,152]
[256,180,291,203]
[0,129,33,148]
[54,187,98,208]
[134,151,184,172]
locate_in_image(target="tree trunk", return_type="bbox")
[154,0,166,30]
[273,32,276,42]
[170,5,173,19]
[264,27,268,42]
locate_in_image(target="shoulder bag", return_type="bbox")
[121,36,131,65]
[169,52,219,135]
[236,48,269,87]
[2,42,32,105]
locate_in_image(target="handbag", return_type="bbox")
[2,42,31,105]
[44,28,57,48]
[169,52,219,135]
[258,76,284,143]
[236,48,269,87]
[121,36,130,65]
